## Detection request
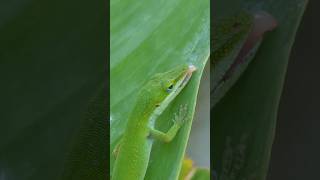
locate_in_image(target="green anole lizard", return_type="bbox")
[112,64,196,180]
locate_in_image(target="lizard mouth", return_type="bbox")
[179,65,197,88]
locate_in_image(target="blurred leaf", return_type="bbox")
[179,157,194,180]
[178,157,210,180]
[60,85,108,180]
[110,0,209,179]
[191,168,210,180]
[212,0,308,179]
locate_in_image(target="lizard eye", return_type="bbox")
[166,84,174,93]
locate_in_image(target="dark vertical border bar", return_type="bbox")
[210,1,214,180]
[106,0,111,178]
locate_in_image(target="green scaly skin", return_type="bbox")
[112,64,196,180]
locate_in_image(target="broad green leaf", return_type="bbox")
[0,1,107,179]
[212,0,308,179]
[110,0,209,179]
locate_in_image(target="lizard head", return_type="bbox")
[130,64,196,123]
[147,64,197,108]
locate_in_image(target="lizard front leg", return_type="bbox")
[149,104,188,143]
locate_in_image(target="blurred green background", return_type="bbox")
[267,2,319,180]
[0,0,107,179]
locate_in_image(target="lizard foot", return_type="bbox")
[173,104,188,126]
